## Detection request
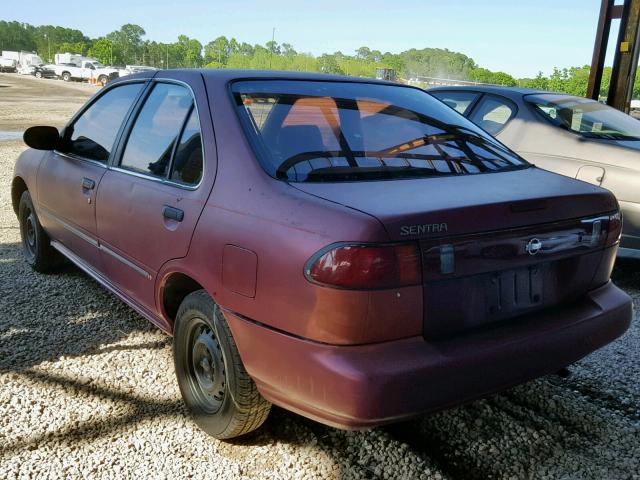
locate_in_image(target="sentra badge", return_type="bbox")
[400,223,448,236]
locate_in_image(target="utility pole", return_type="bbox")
[166,44,169,69]
[269,27,275,69]
[44,34,51,62]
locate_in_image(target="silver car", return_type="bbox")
[429,86,640,258]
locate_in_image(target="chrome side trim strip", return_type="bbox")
[53,150,108,169]
[40,207,151,280]
[39,207,99,247]
[98,243,152,280]
[50,240,170,333]
[110,166,200,191]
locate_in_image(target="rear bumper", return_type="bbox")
[224,281,632,430]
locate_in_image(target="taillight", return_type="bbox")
[305,243,422,289]
[605,211,622,246]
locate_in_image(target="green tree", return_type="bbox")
[282,43,296,56]
[319,54,343,74]
[171,35,202,67]
[204,36,229,65]
[106,24,146,64]
[88,38,114,65]
[355,46,371,60]
[265,40,281,56]
[57,41,89,56]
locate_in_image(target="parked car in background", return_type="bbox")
[33,64,56,79]
[118,65,158,78]
[429,86,640,258]
[16,63,56,78]
[12,70,631,439]
[52,58,119,85]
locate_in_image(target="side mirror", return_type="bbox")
[23,126,60,150]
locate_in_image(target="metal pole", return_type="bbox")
[269,27,275,69]
[587,0,616,100]
[607,0,640,111]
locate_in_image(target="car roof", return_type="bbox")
[194,68,397,85]
[427,84,568,100]
[120,68,395,84]
[111,68,403,89]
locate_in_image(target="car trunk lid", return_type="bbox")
[292,167,620,338]
[290,167,617,241]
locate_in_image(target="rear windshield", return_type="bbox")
[231,80,528,182]
[526,93,640,140]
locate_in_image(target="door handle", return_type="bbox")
[81,177,95,190]
[163,205,184,222]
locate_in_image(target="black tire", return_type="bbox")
[61,72,71,82]
[98,75,108,87]
[18,191,64,273]
[35,71,42,79]
[173,290,271,439]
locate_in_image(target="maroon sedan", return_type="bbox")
[12,70,632,439]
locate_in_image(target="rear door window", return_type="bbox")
[430,91,479,115]
[65,83,143,163]
[120,83,193,178]
[170,108,204,185]
[468,95,516,135]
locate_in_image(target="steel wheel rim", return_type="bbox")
[22,208,37,259]
[187,318,226,413]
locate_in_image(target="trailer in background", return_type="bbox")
[0,57,17,72]
[1,51,45,67]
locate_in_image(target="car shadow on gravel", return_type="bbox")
[0,367,184,457]
[385,382,638,478]
[0,241,160,372]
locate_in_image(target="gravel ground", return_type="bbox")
[0,73,639,479]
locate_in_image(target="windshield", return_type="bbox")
[526,93,640,140]
[232,80,528,182]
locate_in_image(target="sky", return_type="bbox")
[4,0,620,78]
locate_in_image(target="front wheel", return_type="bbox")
[18,191,63,272]
[173,290,271,439]
[61,72,71,82]
[35,71,42,79]
[98,75,108,87]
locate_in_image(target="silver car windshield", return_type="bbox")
[527,94,640,140]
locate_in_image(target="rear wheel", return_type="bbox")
[173,290,271,439]
[61,72,71,82]
[35,71,42,79]
[18,191,63,273]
